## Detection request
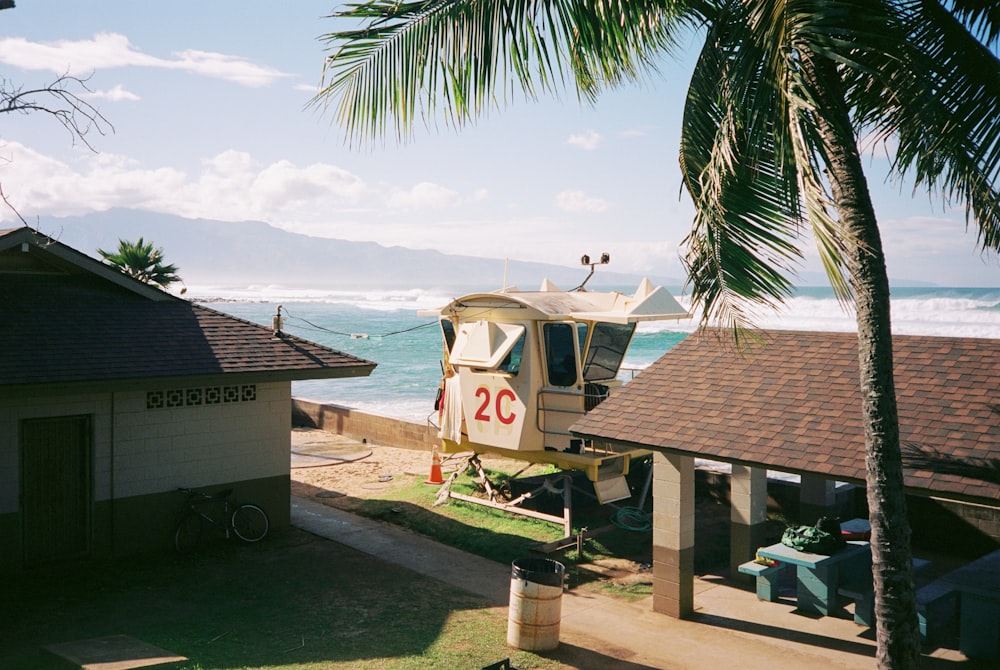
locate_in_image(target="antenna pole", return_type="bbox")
[573,253,610,291]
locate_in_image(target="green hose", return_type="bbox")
[611,506,652,532]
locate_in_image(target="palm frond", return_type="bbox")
[313,0,686,144]
[680,6,805,334]
[98,237,181,289]
[949,0,1000,46]
[679,0,907,325]
[846,1,1000,253]
[902,441,1000,485]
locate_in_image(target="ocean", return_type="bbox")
[188,283,1000,423]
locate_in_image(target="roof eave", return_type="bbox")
[0,364,377,397]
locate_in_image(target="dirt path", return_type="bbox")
[289,427,537,501]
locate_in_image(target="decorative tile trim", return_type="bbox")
[146,384,256,410]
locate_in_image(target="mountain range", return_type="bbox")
[32,209,688,292]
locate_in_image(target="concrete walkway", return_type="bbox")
[291,496,983,669]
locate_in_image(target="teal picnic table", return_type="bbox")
[939,548,1000,661]
[839,517,871,538]
[755,540,870,616]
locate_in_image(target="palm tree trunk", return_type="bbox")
[800,53,921,669]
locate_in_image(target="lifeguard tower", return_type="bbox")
[423,256,690,511]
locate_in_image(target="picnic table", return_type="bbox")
[839,517,871,537]
[755,540,870,617]
[938,548,1000,661]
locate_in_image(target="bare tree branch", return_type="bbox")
[1,73,114,151]
[0,180,29,227]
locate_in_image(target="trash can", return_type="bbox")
[506,557,565,651]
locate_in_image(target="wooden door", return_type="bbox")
[20,415,92,564]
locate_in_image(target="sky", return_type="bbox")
[1,0,998,287]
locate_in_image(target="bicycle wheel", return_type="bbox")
[174,512,203,553]
[231,504,268,542]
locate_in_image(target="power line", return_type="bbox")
[281,306,438,340]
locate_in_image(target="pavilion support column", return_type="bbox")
[800,475,836,524]
[651,450,695,619]
[730,464,769,583]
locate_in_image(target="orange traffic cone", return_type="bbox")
[425,448,445,485]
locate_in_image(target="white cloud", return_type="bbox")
[567,129,601,150]
[0,33,155,72]
[387,182,460,209]
[0,144,188,218]
[0,143,369,225]
[554,189,610,213]
[0,33,290,87]
[202,149,258,176]
[406,215,688,277]
[85,84,140,102]
[184,153,369,222]
[169,49,290,87]
[617,126,651,139]
[254,160,367,204]
[793,212,999,285]
[879,215,1000,285]
[880,214,974,254]
[0,144,499,250]
[402,214,576,263]
[612,240,685,278]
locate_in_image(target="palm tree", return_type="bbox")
[312,2,1000,667]
[98,237,182,290]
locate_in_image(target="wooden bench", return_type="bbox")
[837,580,876,627]
[917,579,959,647]
[837,557,934,628]
[912,557,932,576]
[738,560,786,602]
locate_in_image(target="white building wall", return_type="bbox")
[111,381,290,498]
[0,380,291,511]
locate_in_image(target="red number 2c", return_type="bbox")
[496,389,516,424]
[474,386,491,421]
[474,386,518,424]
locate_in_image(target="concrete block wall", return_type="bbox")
[961,500,1000,542]
[651,450,695,618]
[108,381,293,553]
[729,465,769,581]
[112,381,291,497]
[909,496,1000,556]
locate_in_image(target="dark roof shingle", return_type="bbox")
[573,329,1000,504]
[0,230,375,388]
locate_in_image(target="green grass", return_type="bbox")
[594,582,654,601]
[0,528,572,670]
[304,456,738,593]
[0,460,712,670]
[348,473,566,564]
[307,461,658,588]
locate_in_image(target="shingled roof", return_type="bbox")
[0,227,375,390]
[572,329,1000,505]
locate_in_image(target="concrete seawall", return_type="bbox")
[292,398,438,452]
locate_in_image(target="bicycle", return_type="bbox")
[174,487,269,553]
